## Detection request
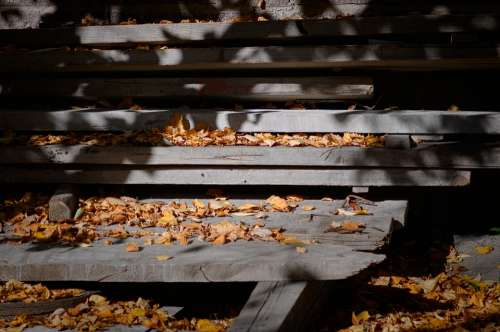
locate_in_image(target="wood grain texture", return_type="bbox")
[2,109,500,134]
[0,77,373,101]
[229,281,328,332]
[2,1,500,29]
[0,291,96,319]
[3,46,500,73]
[0,241,385,282]
[1,15,498,46]
[3,143,500,169]
[0,199,405,282]
[0,167,471,187]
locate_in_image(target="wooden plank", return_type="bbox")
[0,167,471,186]
[1,15,498,47]
[3,143,500,169]
[229,281,327,332]
[2,109,500,134]
[2,1,500,29]
[132,199,406,252]
[0,198,402,282]
[0,291,96,319]
[3,46,500,73]
[0,241,385,282]
[0,77,373,101]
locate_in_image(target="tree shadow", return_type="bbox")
[1,1,500,193]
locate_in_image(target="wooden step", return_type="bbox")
[0,77,373,101]
[0,198,405,282]
[1,15,498,47]
[2,1,500,29]
[2,108,500,134]
[2,45,500,73]
[0,166,470,187]
[2,143,500,169]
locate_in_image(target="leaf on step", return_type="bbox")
[475,245,494,255]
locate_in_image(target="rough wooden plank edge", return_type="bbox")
[4,143,500,169]
[0,77,373,101]
[0,242,386,282]
[229,281,328,332]
[48,184,78,222]
[0,167,471,186]
[1,15,498,47]
[2,109,500,134]
[0,291,97,319]
[2,46,500,73]
[2,1,500,29]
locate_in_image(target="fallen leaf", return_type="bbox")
[156,255,172,261]
[212,234,226,245]
[286,195,304,202]
[326,220,366,234]
[303,205,315,211]
[196,319,225,332]
[475,246,494,255]
[352,311,370,325]
[126,242,140,252]
[336,208,370,216]
[266,195,290,212]
[321,197,334,201]
[296,246,307,253]
[158,210,178,227]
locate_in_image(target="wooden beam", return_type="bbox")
[1,15,498,47]
[2,1,500,29]
[0,167,471,186]
[0,77,373,101]
[2,143,500,169]
[2,109,500,134]
[229,281,328,332]
[2,46,500,73]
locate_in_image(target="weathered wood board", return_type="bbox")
[0,198,407,282]
[0,167,470,187]
[3,45,500,73]
[3,143,500,169]
[1,15,498,47]
[1,0,499,29]
[0,77,373,101]
[229,281,327,332]
[2,109,500,134]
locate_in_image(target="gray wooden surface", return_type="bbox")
[0,199,404,282]
[1,15,498,47]
[4,143,500,169]
[1,0,498,29]
[3,109,500,134]
[229,281,327,332]
[0,167,471,187]
[2,45,500,73]
[0,77,373,101]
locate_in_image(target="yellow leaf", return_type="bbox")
[352,310,370,325]
[238,203,260,211]
[130,308,146,318]
[196,319,225,332]
[192,199,206,209]
[158,210,178,227]
[281,236,304,246]
[296,246,307,253]
[126,242,140,252]
[475,245,494,255]
[156,255,172,261]
[266,195,290,212]
[336,208,370,216]
[303,205,315,211]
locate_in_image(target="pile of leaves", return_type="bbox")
[340,272,499,332]
[3,114,384,148]
[1,193,315,247]
[0,281,231,332]
[0,280,82,304]
[5,129,384,148]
